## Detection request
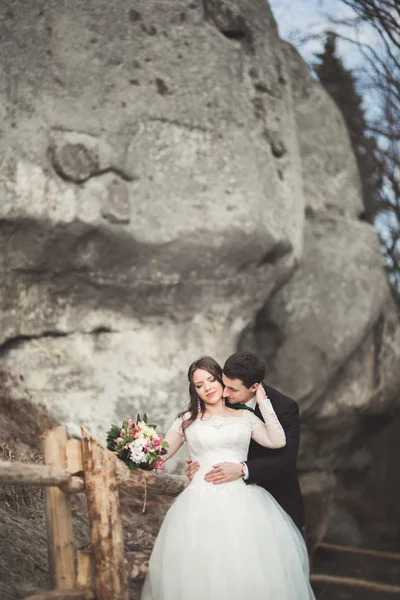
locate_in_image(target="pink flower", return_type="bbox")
[128,419,135,428]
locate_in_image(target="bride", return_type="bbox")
[142,356,315,600]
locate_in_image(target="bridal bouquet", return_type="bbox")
[106,414,169,472]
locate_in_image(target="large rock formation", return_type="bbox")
[0,0,304,444]
[0,0,399,545]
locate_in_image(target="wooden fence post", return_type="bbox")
[66,439,84,476]
[43,426,77,590]
[81,427,128,600]
[76,552,93,590]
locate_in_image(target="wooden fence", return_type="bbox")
[310,542,400,594]
[1,425,400,598]
[0,425,186,600]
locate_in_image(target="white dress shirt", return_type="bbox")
[246,395,257,411]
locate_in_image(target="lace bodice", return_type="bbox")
[165,399,285,483]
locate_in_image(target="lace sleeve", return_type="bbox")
[246,398,286,449]
[163,413,188,462]
[167,416,186,438]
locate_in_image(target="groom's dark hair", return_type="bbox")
[223,351,265,389]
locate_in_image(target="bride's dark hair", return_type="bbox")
[178,356,224,432]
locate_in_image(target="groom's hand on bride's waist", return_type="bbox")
[204,462,243,484]
[185,458,200,481]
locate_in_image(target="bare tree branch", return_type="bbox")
[326,1,400,301]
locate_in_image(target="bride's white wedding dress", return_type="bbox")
[142,399,315,600]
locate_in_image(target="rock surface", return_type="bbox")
[284,43,363,218]
[0,0,303,445]
[0,0,399,548]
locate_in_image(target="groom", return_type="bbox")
[186,351,305,531]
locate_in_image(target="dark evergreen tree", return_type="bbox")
[314,32,382,223]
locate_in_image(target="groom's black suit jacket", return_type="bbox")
[245,383,304,530]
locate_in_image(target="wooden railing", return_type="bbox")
[311,542,400,594]
[0,425,186,600]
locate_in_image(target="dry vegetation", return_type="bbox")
[0,370,90,599]
[0,370,171,599]
[0,441,49,600]
[0,370,54,599]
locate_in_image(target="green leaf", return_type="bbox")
[106,424,120,438]
[119,448,129,461]
[106,424,121,450]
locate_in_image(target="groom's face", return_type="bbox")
[222,375,257,404]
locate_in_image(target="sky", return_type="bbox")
[269,0,381,118]
[270,0,378,72]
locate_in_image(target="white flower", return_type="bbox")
[127,442,146,464]
[137,422,157,437]
[130,448,146,464]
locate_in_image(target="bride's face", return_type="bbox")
[192,368,223,406]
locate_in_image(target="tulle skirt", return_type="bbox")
[142,478,315,600]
